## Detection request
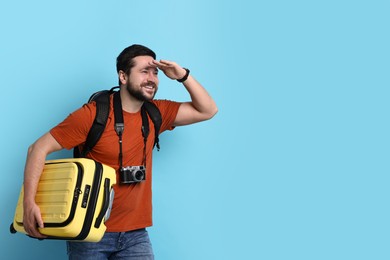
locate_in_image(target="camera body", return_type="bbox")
[120,166,146,184]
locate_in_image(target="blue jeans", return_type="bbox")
[67,229,154,260]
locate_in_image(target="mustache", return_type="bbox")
[141,81,157,89]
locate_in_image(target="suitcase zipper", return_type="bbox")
[73,161,103,240]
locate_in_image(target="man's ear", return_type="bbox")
[118,70,128,85]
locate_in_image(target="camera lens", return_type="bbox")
[133,170,144,181]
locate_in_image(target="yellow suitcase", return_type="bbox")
[10,158,116,242]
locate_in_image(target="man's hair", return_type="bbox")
[116,44,156,75]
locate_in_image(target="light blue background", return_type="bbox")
[1,0,389,259]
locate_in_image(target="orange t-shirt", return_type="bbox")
[50,95,181,232]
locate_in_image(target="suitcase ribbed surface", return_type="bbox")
[36,162,79,223]
[15,162,80,224]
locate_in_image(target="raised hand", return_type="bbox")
[150,60,187,80]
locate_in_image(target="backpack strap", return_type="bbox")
[74,87,118,158]
[143,101,162,151]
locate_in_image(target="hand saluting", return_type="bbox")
[150,60,187,81]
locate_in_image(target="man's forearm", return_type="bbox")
[182,75,218,119]
[23,143,48,204]
[23,133,62,203]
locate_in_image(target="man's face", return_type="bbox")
[125,55,159,101]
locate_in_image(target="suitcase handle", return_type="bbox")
[94,178,111,228]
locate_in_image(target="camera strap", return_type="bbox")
[113,91,149,170]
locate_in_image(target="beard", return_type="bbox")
[126,80,157,101]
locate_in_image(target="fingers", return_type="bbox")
[150,59,177,68]
[149,59,184,80]
[25,221,47,239]
[23,206,47,238]
[158,60,175,66]
[152,59,171,65]
[27,227,46,239]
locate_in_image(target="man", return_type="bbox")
[22,44,217,259]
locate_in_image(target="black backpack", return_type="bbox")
[74,86,162,158]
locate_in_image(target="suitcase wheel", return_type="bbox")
[10,223,17,234]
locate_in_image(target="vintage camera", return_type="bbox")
[120,166,146,184]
